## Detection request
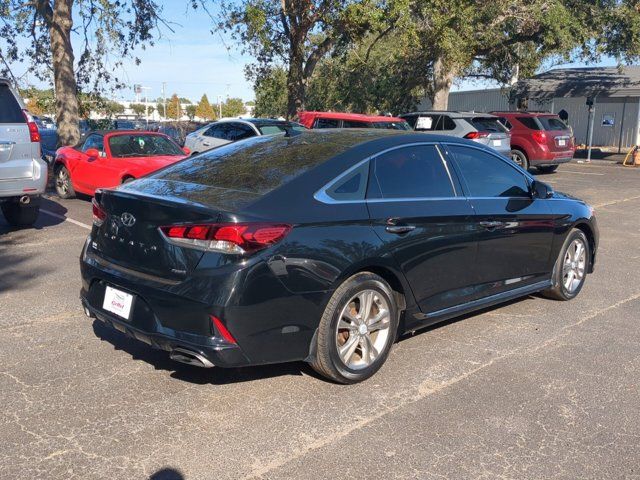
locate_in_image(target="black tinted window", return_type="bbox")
[204,125,224,138]
[326,162,369,201]
[370,145,454,199]
[343,120,370,128]
[227,123,256,141]
[315,118,340,128]
[517,117,541,130]
[439,116,456,130]
[468,117,505,132]
[449,145,529,198]
[0,84,24,123]
[538,117,568,131]
[402,115,418,128]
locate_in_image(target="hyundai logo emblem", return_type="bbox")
[120,212,136,227]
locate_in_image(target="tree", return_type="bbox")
[253,67,288,118]
[195,94,215,120]
[130,104,147,116]
[219,0,380,118]
[185,104,197,121]
[0,0,166,145]
[156,102,166,118]
[166,94,183,120]
[221,97,246,118]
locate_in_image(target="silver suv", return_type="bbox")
[0,78,46,227]
[399,111,511,157]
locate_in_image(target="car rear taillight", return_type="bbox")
[210,315,237,344]
[532,131,547,144]
[22,110,41,142]
[92,198,107,226]
[159,223,292,254]
[464,131,490,139]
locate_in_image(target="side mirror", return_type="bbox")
[85,148,100,159]
[532,180,553,199]
[182,146,191,155]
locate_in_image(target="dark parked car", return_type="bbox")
[491,111,575,172]
[81,130,598,383]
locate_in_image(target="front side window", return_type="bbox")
[448,145,530,198]
[368,145,455,199]
[315,118,341,128]
[204,125,224,138]
[342,120,370,128]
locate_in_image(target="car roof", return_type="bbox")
[401,111,498,119]
[86,130,169,137]
[490,111,558,117]
[299,111,406,122]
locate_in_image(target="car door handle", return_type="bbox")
[385,225,416,234]
[202,142,211,147]
[479,221,504,229]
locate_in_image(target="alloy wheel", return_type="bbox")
[56,168,69,195]
[335,289,391,370]
[562,238,586,293]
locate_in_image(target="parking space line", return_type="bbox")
[40,209,92,230]
[558,170,605,176]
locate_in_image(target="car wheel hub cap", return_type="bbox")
[335,289,391,370]
[562,239,586,293]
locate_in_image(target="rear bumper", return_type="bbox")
[0,158,47,197]
[82,295,250,368]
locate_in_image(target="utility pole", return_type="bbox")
[217,95,223,119]
[162,82,167,122]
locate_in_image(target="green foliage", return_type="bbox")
[195,94,215,120]
[20,87,56,116]
[221,97,246,118]
[185,104,197,120]
[253,67,287,117]
[166,94,183,120]
[130,103,147,116]
[156,102,166,118]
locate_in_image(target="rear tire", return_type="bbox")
[542,229,589,301]
[511,149,529,171]
[55,165,76,199]
[310,272,400,384]
[538,165,559,174]
[1,201,40,227]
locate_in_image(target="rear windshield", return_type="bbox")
[538,116,568,131]
[467,117,505,132]
[154,130,386,195]
[0,84,24,123]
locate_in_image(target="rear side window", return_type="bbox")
[369,145,455,199]
[414,115,439,131]
[468,117,506,132]
[0,84,24,123]
[315,118,340,128]
[517,117,541,130]
[436,116,456,131]
[448,145,529,198]
[342,120,370,128]
[325,162,369,201]
[538,117,568,131]
[226,123,256,141]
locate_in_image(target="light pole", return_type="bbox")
[217,95,223,119]
[140,86,151,127]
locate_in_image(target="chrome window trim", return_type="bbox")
[314,142,459,205]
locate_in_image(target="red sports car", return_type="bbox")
[54,130,190,198]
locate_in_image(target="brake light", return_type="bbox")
[532,131,547,144]
[210,315,237,344]
[159,223,292,254]
[464,131,490,139]
[92,198,107,226]
[22,110,41,142]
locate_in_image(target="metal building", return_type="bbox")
[418,67,640,151]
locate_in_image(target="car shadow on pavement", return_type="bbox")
[149,467,185,480]
[92,320,316,385]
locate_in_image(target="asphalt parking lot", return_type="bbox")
[1,161,639,479]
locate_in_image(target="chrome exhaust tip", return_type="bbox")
[19,195,30,205]
[170,348,214,368]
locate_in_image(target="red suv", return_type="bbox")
[491,112,575,172]
[298,111,410,130]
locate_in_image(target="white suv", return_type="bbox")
[0,78,46,227]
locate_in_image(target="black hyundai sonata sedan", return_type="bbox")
[80,130,598,383]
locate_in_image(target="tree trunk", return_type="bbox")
[286,42,306,119]
[431,57,455,110]
[49,0,80,146]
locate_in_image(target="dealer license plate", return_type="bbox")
[492,139,502,147]
[103,286,134,320]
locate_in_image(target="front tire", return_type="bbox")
[542,229,589,301]
[1,201,40,227]
[55,165,76,199]
[310,272,400,384]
